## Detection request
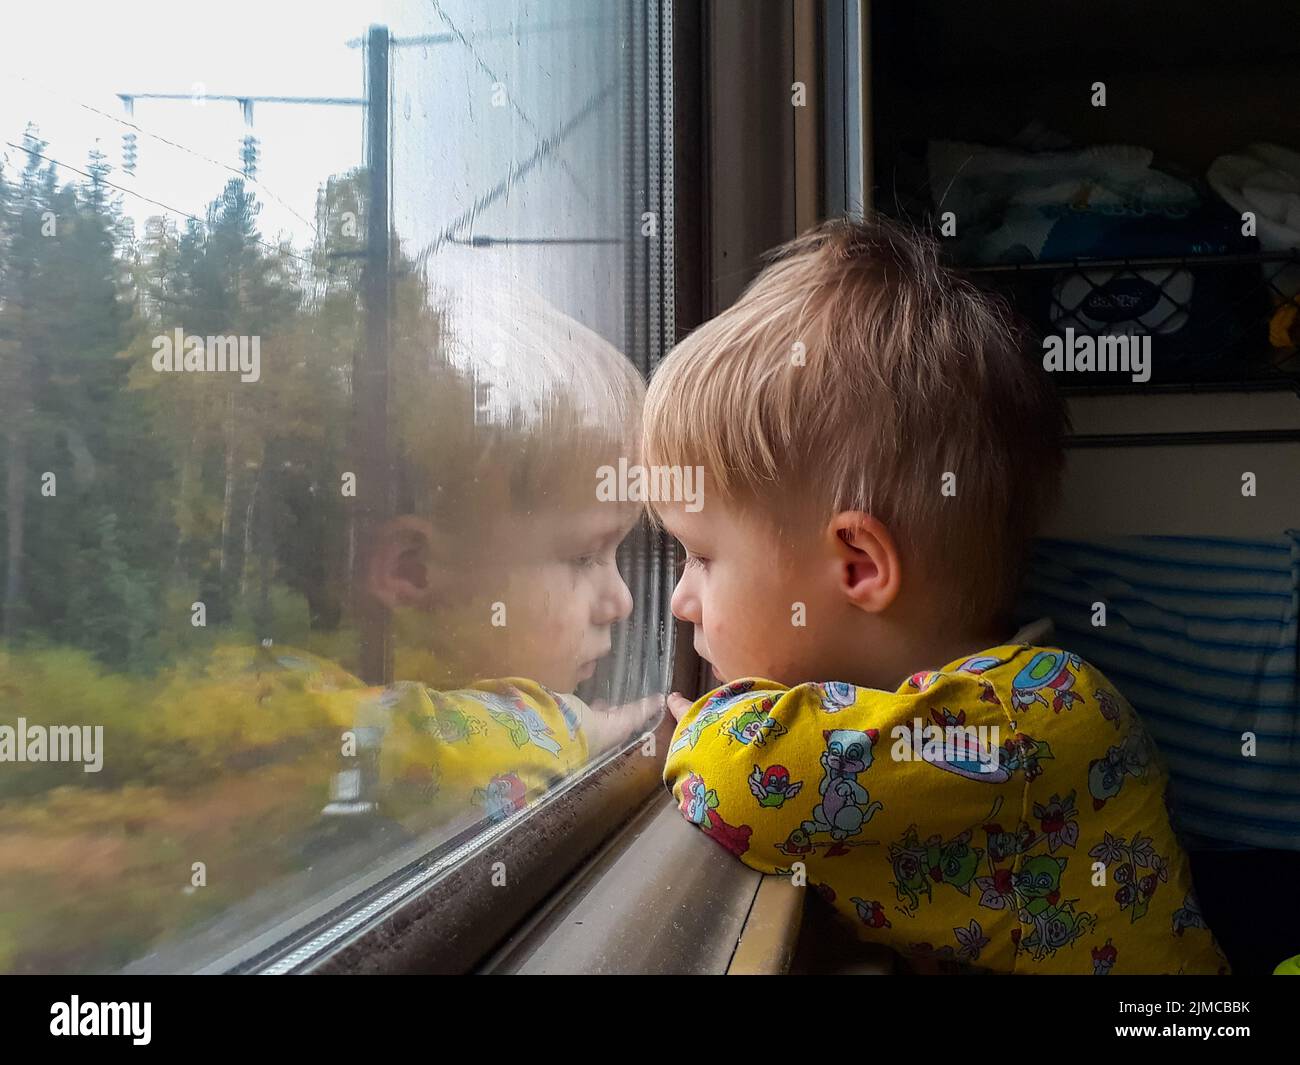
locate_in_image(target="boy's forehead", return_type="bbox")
[542,504,640,546]
[661,498,809,556]
[657,501,721,540]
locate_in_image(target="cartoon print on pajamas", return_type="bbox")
[663,643,1232,974]
[1010,650,1083,713]
[969,793,1096,960]
[678,771,753,857]
[1011,854,1098,960]
[889,798,1001,915]
[952,654,1002,675]
[889,826,982,915]
[818,681,857,712]
[1172,891,1207,936]
[978,795,1078,877]
[467,689,563,756]
[1088,830,1169,923]
[541,685,583,740]
[774,826,817,858]
[423,690,488,743]
[851,897,891,929]
[1092,938,1119,974]
[749,764,804,808]
[953,920,991,962]
[668,680,759,755]
[1088,729,1152,809]
[474,771,528,822]
[922,707,1011,783]
[725,696,787,747]
[800,728,884,852]
[907,670,943,693]
[1094,688,1126,730]
[998,731,1054,781]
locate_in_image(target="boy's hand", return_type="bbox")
[583,693,667,755]
[666,692,694,722]
[579,692,694,754]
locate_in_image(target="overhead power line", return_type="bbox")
[3,140,313,267]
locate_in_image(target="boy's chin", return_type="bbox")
[538,658,597,694]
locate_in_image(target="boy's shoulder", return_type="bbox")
[934,642,1130,718]
[936,644,1142,746]
[921,644,1143,754]
[669,643,1139,753]
[679,643,1121,712]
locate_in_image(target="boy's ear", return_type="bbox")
[366,516,440,610]
[827,511,901,614]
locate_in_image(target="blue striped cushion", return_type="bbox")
[1015,532,1300,851]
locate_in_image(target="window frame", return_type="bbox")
[240,0,827,976]
[234,0,695,976]
[290,716,678,975]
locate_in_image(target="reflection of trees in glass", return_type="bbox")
[125,173,367,656]
[0,141,429,672]
[1,130,333,668]
[0,97,641,972]
[2,131,137,657]
[0,126,471,972]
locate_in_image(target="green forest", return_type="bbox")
[0,127,479,973]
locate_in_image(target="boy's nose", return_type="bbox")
[670,573,700,625]
[594,567,634,625]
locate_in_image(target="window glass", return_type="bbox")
[0,0,671,974]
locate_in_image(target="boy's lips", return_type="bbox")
[578,644,612,677]
[697,654,724,683]
[693,641,722,681]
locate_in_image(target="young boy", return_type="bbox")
[315,279,662,832]
[646,217,1228,974]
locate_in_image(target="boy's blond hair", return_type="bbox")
[393,277,645,526]
[643,215,1066,625]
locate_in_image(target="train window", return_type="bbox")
[0,0,673,973]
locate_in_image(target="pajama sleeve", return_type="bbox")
[662,651,1232,974]
[344,678,593,828]
[661,674,1025,966]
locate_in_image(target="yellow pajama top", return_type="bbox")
[339,677,593,826]
[663,643,1230,974]
[196,646,594,828]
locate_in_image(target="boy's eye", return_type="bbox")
[571,554,602,569]
[683,554,709,572]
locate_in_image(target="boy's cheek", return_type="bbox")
[706,617,762,683]
[736,617,816,684]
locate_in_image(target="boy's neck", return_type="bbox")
[852,620,1008,692]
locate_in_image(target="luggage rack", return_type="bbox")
[1066,427,1300,449]
[956,250,1300,448]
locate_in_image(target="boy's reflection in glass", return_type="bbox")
[324,278,660,832]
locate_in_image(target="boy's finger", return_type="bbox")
[666,692,694,721]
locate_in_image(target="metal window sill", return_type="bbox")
[480,790,897,975]
[481,792,770,973]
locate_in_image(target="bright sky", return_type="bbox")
[0,0,384,246]
[0,0,629,344]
